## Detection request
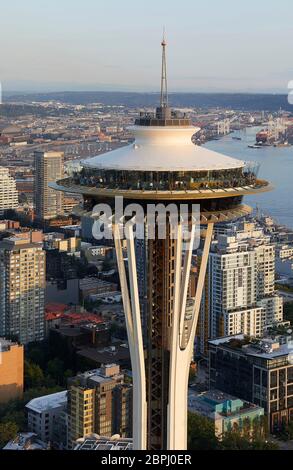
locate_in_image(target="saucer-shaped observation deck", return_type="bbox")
[52,110,271,224]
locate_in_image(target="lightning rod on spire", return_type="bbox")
[160,30,168,108]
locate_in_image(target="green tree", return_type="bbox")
[0,421,19,448]
[26,341,50,370]
[1,410,26,429]
[251,439,279,450]
[188,412,219,450]
[242,417,251,439]
[22,385,63,404]
[221,431,251,450]
[47,358,65,385]
[64,369,74,382]
[221,430,279,450]
[24,360,45,389]
[252,415,268,440]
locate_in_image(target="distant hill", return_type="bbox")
[0,103,73,118]
[5,91,292,112]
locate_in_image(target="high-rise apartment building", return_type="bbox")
[0,167,18,214]
[209,333,293,432]
[112,383,133,436]
[63,196,80,215]
[0,236,46,344]
[67,364,132,448]
[34,151,64,220]
[0,338,23,404]
[198,221,283,354]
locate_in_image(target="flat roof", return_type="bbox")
[244,342,293,360]
[209,334,293,360]
[188,389,263,419]
[77,344,130,365]
[0,338,21,351]
[209,334,245,346]
[75,436,133,450]
[0,237,41,250]
[3,433,47,450]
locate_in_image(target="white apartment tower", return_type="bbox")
[0,237,46,344]
[199,221,283,353]
[34,151,64,220]
[26,391,68,447]
[0,167,18,214]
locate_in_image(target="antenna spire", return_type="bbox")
[160,29,168,108]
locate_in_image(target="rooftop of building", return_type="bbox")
[76,343,130,367]
[0,236,42,250]
[79,277,117,289]
[3,433,48,450]
[211,220,273,251]
[89,290,121,299]
[276,243,293,250]
[59,224,81,230]
[82,244,113,250]
[49,322,110,338]
[70,364,123,387]
[0,220,20,227]
[34,150,64,158]
[188,389,263,420]
[50,326,83,337]
[74,435,133,451]
[45,305,106,326]
[0,337,22,352]
[45,303,68,314]
[44,232,65,240]
[209,333,293,360]
[0,125,22,136]
[25,391,67,413]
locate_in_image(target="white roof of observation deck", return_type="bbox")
[82,126,245,172]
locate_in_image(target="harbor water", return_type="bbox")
[204,127,293,228]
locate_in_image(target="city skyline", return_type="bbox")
[1,7,293,453]
[1,0,293,93]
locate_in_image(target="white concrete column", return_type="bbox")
[125,223,147,450]
[113,223,147,450]
[167,222,214,450]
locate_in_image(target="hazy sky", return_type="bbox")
[1,0,293,93]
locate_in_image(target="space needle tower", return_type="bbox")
[51,36,271,450]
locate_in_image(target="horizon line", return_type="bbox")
[3,89,289,97]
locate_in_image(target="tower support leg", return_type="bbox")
[113,220,214,450]
[113,223,147,450]
[167,223,214,450]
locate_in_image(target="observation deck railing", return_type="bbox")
[69,172,267,193]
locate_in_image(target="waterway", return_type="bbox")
[204,127,293,228]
